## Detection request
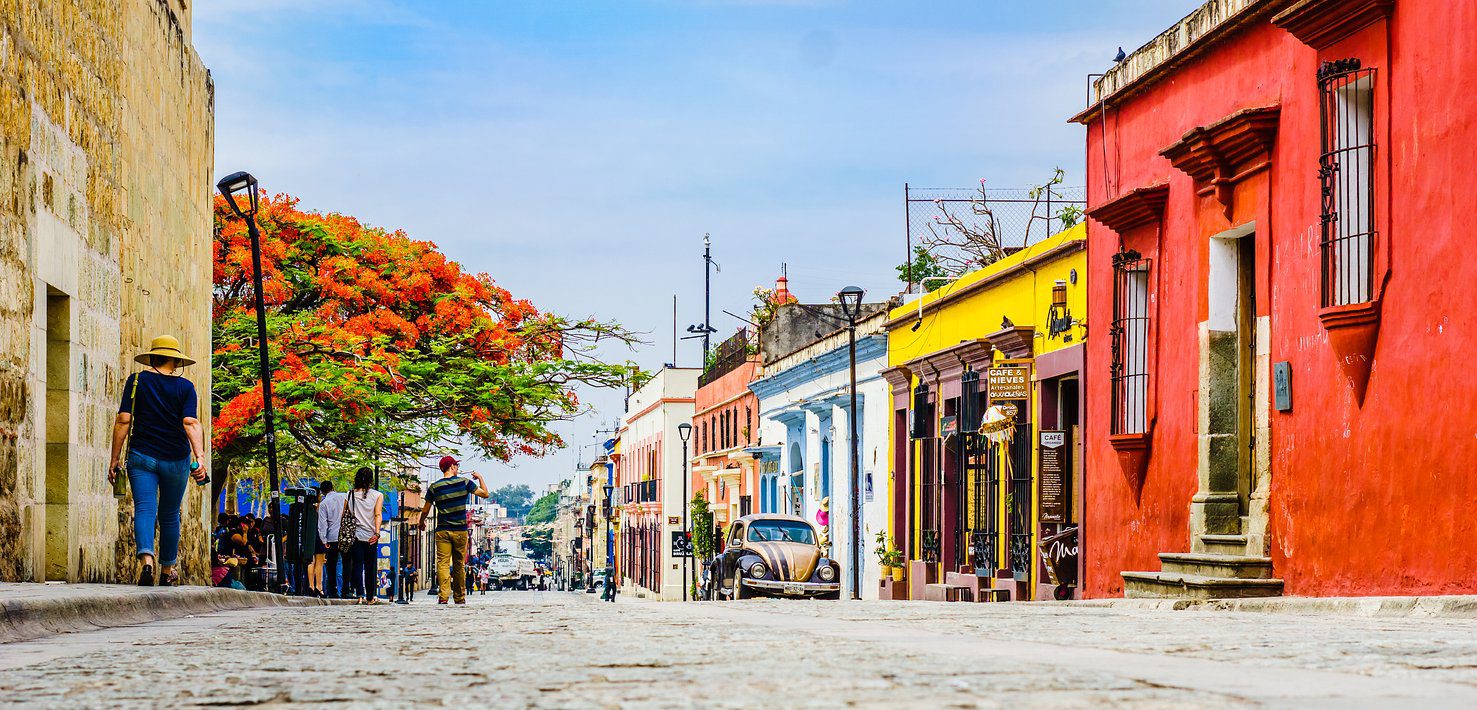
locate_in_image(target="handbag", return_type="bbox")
[337,492,358,554]
[112,373,144,498]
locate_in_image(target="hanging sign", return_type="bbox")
[1039,430,1069,524]
[987,366,1030,400]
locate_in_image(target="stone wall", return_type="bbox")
[0,0,213,583]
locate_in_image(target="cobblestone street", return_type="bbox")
[3,592,1477,707]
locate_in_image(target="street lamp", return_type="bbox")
[677,422,693,601]
[837,285,865,601]
[216,170,286,595]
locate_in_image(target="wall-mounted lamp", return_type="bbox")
[1047,279,1074,342]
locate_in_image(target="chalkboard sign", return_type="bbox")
[1039,430,1069,524]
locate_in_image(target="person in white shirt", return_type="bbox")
[347,466,385,604]
[316,480,348,599]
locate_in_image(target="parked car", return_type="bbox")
[709,514,840,600]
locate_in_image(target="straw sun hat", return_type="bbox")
[135,334,196,367]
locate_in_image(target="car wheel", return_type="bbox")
[732,576,747,601]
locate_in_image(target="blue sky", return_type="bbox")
[194,0,1187,488]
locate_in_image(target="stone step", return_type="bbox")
[1158,552,1274,579]
[1197,533,1247,555]
[1122,571,1284,600]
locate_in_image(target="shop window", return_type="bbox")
[1318,58,1376,307]
[1110,251,1151,435]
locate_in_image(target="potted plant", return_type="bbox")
[872,530,893,577]
[873,531,907,582]
[885,547,905,582]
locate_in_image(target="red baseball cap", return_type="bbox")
[438,455,460,472]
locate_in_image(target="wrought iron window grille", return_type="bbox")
[1318,58,1377,307]
[1110,251,1151,435]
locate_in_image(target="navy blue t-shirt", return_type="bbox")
[119,370,198,461]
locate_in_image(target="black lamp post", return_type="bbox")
[677,422,692,601]
[837,285,865,601]
[216,171,286,595]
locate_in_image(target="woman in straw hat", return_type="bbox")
[107,335,207,586]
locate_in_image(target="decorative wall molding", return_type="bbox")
[1160,105,1280,219]
[1273,0,1394,50]
[1087,183,1170,235]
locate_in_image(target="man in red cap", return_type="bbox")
[416,455,488,604]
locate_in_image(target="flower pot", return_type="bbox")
[890,566,904,583]
[878,564,892,578]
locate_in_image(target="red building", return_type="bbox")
[1074,0,1477,598]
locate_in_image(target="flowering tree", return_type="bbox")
[212,194,643,495]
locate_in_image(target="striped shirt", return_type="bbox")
[426,475,477,531]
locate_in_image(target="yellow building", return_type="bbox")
[881,224,1086,602]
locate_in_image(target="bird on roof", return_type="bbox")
[1114,47,1127,63]
[1001,316,1015,330]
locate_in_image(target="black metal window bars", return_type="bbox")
[1318,59,1377,307]
[1110,251,1152,435]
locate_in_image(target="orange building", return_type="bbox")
[691,329,763,542]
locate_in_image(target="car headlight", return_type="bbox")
[817,565,836,582]
[747,561,768,579]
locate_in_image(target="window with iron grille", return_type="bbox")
[1110,251,1151,435]
[1318,59,1376,307]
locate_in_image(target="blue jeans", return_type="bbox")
[127,450,191,566]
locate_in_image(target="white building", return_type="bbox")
[616,366,699,601]
[750,306,890,599]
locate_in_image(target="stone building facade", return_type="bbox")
[0,0,214,583]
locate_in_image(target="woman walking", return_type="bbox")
[347,467,384,604]
[107,335,206,586]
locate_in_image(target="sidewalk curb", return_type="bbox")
[0,587,341,644]
[1049,595,1477,618]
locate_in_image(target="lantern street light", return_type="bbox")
[216,171,286,595]
[677,422,693,601]
[836,285,865,600]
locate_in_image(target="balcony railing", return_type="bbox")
[699,328,754,387]
[625,479,659,504]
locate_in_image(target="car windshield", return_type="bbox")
[747,520,815,545]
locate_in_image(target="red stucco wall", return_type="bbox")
[1082,0,1477,597]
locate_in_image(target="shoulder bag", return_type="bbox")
[113,373,144,498]
[337,492,358,554]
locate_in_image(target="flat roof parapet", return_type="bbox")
[1072,0,1280,123]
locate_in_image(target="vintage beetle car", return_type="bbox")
[709,514,841,600]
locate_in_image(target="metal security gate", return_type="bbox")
[1006,417,1033,579]
[965,431,996,574]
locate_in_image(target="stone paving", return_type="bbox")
[1,591,1476,707]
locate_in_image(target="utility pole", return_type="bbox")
[685,234,719,360]
[703,234,712,358]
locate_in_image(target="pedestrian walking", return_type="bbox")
[478,567,490,595]
[415,456,488,605]
[347,467,384,604]
[317,480,347,598]
[107,335,206,587]
[401,561,417,601]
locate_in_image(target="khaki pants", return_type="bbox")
[435,530,469,603]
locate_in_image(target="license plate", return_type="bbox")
[783,583,804,595]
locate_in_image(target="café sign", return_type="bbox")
[987,366,1030,400]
